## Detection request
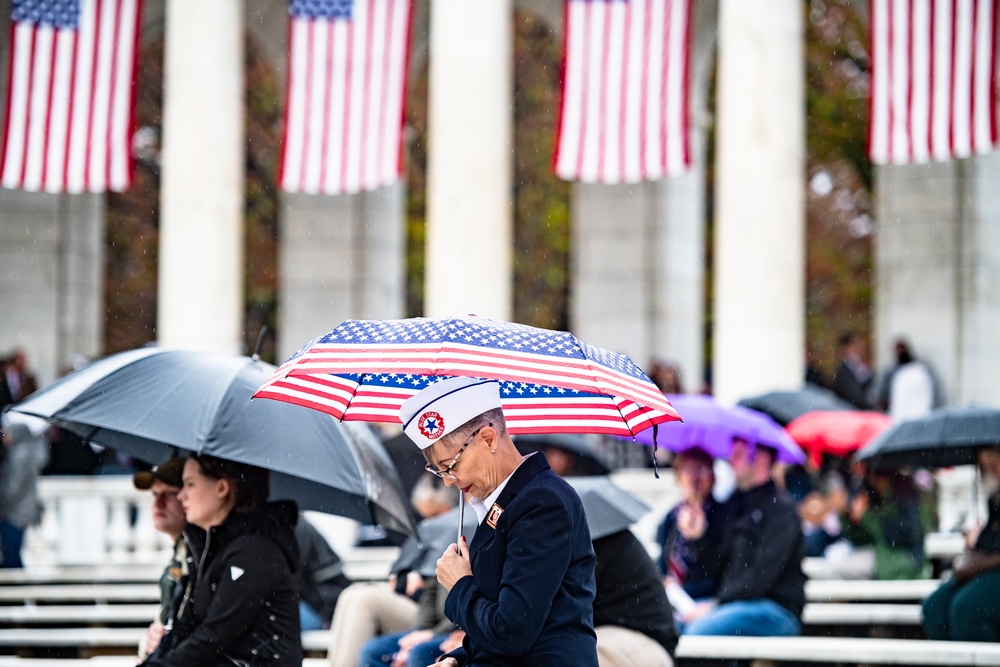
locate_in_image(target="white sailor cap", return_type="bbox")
[399,377,502,450]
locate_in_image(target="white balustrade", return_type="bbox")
[25,477,173,567]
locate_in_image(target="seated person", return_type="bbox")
[326,475,456,667]
[810,466,928,580]
[656,447,731,611]
[923,446,1000,642]
[683,439,806,638]
[358,577,459,667]
[295,515,352,631]
[593,528,677,667]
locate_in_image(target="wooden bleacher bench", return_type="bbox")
[0,545,399,588]
[675,635,1000,665]
[0,659,331,667]
[0,627,330,657]
[0,585,159,604]
[0,605,159,625]
[805,579,939,602]
[802,602,921,626]
[0,566,163,586]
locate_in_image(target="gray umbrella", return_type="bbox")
[395,505,481,577]
[402,476,649,575]
[9,348,415,536]
[855,405,1000,468]
[513,433,611,475]
[566,476,650,540]
[738,386,856,426]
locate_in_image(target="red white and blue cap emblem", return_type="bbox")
[417,411,445,440]
[400,376,502,450]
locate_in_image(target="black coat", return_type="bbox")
[716,480,806,617]
[594,529,678,656]
[143,501,303,667]
[443,453,599,666]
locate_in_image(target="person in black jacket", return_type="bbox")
[683,439,806,637]
[593,529,677,666]
[294,515,351,631]
[141,454,302,667]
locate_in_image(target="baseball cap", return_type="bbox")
[132,456,185,490]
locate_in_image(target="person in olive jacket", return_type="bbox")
[683,438,806,637]
[141,454,302,667]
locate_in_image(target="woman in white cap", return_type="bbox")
[399,376,599,667]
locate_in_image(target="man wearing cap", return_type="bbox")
[132,458,187,660]
[400,376,599,667]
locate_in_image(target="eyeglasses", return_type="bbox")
[424,423,491,480]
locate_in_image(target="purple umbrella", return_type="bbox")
[632,393,805,464]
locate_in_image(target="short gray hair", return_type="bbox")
[422,407,508,464]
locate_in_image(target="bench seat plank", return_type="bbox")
[805,580,939,602]
[0,605,159,624]
[0,585,159,603]
[676,636,1000,665]
[803,603,922,625]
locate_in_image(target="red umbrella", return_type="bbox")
[786,410,892,466]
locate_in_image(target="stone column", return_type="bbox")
[570,0,715,390]
[157,0,244,352]
[571,179,704,390]
[875,155,1000,406]
[0,192,103,385]
[0,0,103,384]
[277,186,406,361]
[713,0,804,405]
[424,0,512,319]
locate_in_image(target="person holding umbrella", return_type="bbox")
[400,376,599,667]
[682,438,806,638]
[141,454,302,667]
[922,446,1000,642]
[656,447,732,621]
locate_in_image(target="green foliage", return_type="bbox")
[803,0,875,381]
[103,29,282,362]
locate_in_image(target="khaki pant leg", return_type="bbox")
[327,583,419,667]
[595,625,673,667]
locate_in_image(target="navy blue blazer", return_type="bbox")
[443,452,599,666]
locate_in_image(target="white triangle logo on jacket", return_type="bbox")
[231,566,245,581]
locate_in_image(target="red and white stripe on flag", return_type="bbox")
[0,0,141,193]
[280,0,412,195]
[555,0,692,184]
[869,0,999,165]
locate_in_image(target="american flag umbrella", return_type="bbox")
[254,315,680,441]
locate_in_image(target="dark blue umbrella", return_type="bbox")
[10,348,415,536]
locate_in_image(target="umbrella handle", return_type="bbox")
[457,490,465,546]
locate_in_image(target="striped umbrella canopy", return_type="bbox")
[254,316,680,439]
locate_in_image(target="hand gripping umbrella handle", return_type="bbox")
[457,489,465,546]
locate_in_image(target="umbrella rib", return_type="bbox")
[337,373,369,423]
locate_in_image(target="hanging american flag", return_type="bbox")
[1,0,141,193]
[280,0,412,195]
[869,0,999,165]
[254,316,681,437]
[554,0,692,184]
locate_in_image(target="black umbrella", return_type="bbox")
[855,406,1000,468]
[513,433,611,476]
[10,348,415,536]
[738,386,856,426]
